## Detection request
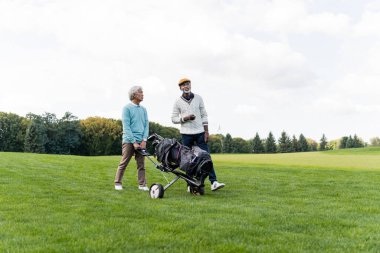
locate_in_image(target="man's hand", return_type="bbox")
[140,141,146,149]
[183,114,196,122]
[204,131,209,143]
[133,142,141,149]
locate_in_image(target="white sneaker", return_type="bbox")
[211,181,225,191]
[138,185,149,191]
[115,184,123,190]
[187,186,190,192]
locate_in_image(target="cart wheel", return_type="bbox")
[199,186,205,195]
[149,183,164,199]
[190,186,204,196]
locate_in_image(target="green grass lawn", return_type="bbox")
[1,148,380,252]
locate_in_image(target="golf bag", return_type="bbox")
[150,135,213,184]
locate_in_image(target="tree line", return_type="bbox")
[0,111,369,156]
[0,111,180,156]
[207,132,365,154]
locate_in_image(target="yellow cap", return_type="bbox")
[178,78,191,86]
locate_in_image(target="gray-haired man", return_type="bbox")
[114,86,149,191]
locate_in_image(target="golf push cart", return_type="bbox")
[137,133,213,199]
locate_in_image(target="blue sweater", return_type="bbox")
[122,103,149,144]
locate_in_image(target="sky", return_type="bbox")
[1,0,380,142]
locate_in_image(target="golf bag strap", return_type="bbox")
[163,140,177,154]
[176,145,182,161]
[163,141,180,166]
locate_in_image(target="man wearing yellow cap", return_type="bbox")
[172,78,225,191]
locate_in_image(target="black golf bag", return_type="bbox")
[150,135,213,187]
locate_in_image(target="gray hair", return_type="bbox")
[128,86,143,101]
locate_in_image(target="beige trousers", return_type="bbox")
[114,143,146,186]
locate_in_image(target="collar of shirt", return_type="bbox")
[181,92,194,103]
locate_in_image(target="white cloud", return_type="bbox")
[300,12,350,35]
[234,104,259,116]
[354,11,380,37]
[220,0,351,36]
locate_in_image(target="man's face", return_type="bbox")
[134,89,144,102]
[179,82,191,93]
